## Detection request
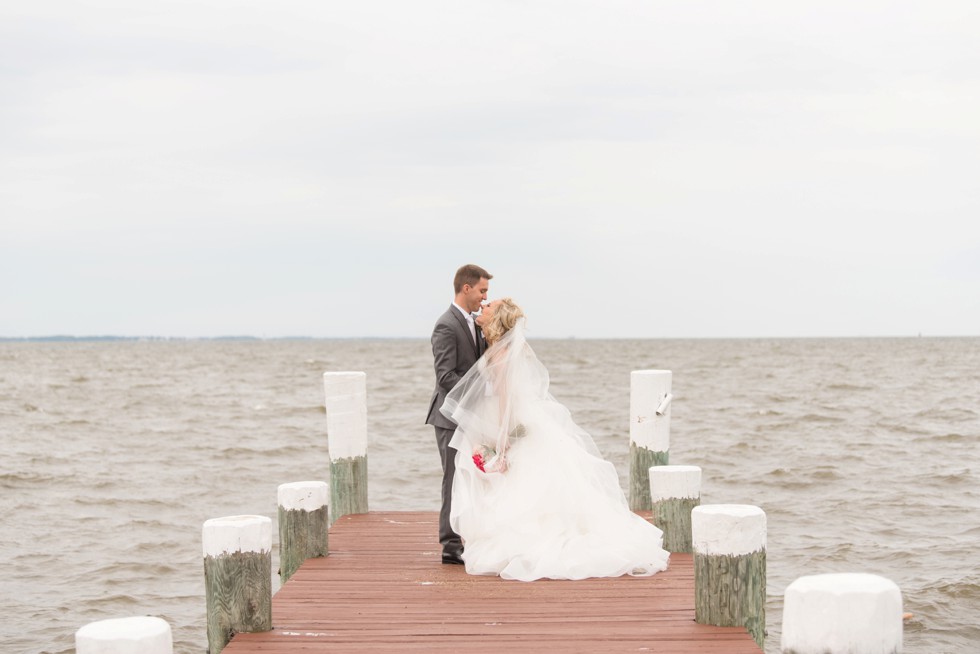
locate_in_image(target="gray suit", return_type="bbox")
[426,304,486,556]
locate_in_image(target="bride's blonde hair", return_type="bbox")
[483,298,524,345]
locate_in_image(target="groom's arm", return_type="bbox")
[432,321,462,392]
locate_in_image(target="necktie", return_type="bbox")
[467,314,477,348]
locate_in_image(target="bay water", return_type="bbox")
[2,336,978,652]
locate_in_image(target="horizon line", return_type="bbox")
[1,333,976,342]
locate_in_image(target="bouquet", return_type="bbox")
[472,424,527,473]
[472,445,498,473]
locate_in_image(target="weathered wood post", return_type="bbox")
[324,371,368,525]
[629,369,671,510]
[75,616,172,654]
[202,515,273,654]
[781,573,903,654]
[649,464,701,553]
[692,504,767,648]
[278,480,329,583]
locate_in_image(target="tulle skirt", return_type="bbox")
[449,408,670,581]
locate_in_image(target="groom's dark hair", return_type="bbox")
[454,264,492,293]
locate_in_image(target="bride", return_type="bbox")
[441,298,670,581]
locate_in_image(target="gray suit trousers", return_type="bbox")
[435,425,462,555]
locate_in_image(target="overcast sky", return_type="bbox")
[2,1,978,338]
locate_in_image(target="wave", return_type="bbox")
[915,432,974,444]
[798,413,845,424]
[216,443,314,457]
[0,471,55,487]
[809,467,843,481]
[825,383,874,391]
[930,469,975,484]
[874,421,928,436]
[91,561,184,579]
[921,574,980,602]
[914,407,978,422]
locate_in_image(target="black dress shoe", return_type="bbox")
[442,551,465,565]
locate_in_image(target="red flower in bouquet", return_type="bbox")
[473,444,505,473]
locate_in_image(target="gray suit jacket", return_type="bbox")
[425,305,486,429]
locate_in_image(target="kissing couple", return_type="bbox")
[425,264,669,581]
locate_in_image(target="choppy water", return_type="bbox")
[1,337,978,653]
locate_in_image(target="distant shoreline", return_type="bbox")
[1,334,976,343]
[0,335,309,343]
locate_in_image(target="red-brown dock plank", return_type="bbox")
[224,511,762,653]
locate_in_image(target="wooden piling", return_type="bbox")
[693,504,767,648]
[781,573,903,653]
[629,370,671,510]
[202,515,273,654]
[75,616,172,654]
[323,372,368,525]
[650,464,701,553]
[277,481,329,583]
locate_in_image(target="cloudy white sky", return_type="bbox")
[2,1,978,338]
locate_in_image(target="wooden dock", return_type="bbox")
[224,511,763,653]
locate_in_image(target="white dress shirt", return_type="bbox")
[452,302,477,346]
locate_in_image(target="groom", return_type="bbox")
[426,264,492,565]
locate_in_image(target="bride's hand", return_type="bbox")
[484,453,508,473]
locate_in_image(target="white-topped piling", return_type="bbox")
[75,616,172,654]
[629,370,672,510]
[649,465,701,553]
[693,504,767,648]
[202,515,272,654]
[324,371,368,524]
[278,481,329,583]
[781,573,903,654]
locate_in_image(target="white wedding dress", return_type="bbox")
[442,320,670,581]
